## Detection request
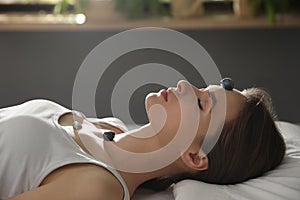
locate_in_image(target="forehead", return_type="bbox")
[205,85,245,97]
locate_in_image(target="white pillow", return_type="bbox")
[173,121,300,200]
[133,188,174,200]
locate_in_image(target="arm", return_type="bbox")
[5,178,102,200]
[5,165,124,200]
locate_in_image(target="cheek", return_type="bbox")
[166,104,180,122]
[197,113,211,142]
[146,93,181,130]
[157,101,181,144]
[163,98,181,132]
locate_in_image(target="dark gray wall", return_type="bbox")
[0,28,299,123]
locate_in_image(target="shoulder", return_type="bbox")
[23,99,70,111]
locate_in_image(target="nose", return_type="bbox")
[177,80,191,94]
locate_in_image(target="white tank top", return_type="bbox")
[0,99,130,200]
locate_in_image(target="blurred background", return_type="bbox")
[0,0,299,27]
[0,0,299,124]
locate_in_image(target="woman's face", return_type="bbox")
[145,80,246,147]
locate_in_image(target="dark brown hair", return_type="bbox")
[139,88,286,190]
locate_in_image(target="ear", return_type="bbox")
[181,149,208,171]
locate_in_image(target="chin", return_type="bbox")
[145,92,160,112]
[146,92,157,99]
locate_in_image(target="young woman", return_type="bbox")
[0,79,285,200]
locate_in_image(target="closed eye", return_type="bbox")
[198,99,203,110]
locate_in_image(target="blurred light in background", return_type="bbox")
[0,0,86,24]
[75,12,85,24]
[0,0,299,26]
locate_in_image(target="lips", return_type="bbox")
[161,89,168,102]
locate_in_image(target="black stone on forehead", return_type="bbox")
[220,78,234,91]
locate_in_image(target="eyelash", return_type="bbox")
[198,99,203,110]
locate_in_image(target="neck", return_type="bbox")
[112,124,181,197]
[118,168,166,197]
[113,124,162,152]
